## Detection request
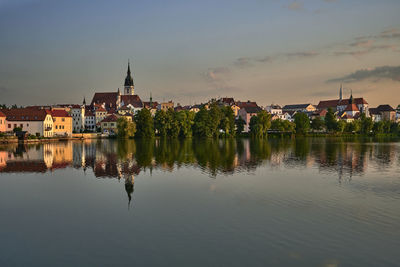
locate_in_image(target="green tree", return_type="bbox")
[134,108,154,138]
[176,110,195,138]
[336,120,346,133]
[294,112,310,134]
[117,117,136,138]
[250,110,271,137]
[325,108,337,132]
[166,108,180,138]
[220,106,235,137]
[154,110,168,137]
[373,121,384,134]
[193,107,212,138]
[360,113,373,134]
[311,116,324,131]
[208,103,223,137]
[235,116,245,135]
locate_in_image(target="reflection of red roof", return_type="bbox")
[51,162,71,170]
[0,161,48,173]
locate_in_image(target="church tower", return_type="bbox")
[124,61,134,95]
[339,84,343,101]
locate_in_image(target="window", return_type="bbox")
[27,124,29,127]
[20,124,23,128]
[55,125,58,129]
[62,118,65,122]
[8,124,11,128]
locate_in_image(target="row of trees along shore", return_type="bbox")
[117,105,400,138]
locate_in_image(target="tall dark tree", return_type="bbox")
[235,116,245,135]
[134,108,154,138]
[311,117,324,131]
[294,112,310,134]
[154,110,168,137]
[325,108,337,132]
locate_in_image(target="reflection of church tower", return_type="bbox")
[124,61,134,95]
[125,175,134,209]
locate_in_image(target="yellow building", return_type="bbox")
[100,114,118,134]
[159,101,174,111]
[51,109,73,137]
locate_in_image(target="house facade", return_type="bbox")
[1,108,54,137]
[51,109,72,137]
[238,106,262,132]
[0,110,6,132]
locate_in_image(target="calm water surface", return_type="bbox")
[0,138,399,266]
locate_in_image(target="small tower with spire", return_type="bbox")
[349,89,353,104]
[124,60,134,95]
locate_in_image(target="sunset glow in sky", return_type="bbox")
[1,0,399,107]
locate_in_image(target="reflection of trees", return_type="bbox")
[1,137,399,181]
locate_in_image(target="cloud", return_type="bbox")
[350,39,374,48]
[234,57,252,67]
[379,28,400,39]
[287,1,303,10]
[334,44,396,57]
[203,67,230,82]
[285,51,319,58]
[327,66,400,83]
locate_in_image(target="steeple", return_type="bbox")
[349,89,353,104]
[124,60,134,95]
[339,84,343,101]
[150,92,153,105]
[83,97,86,106]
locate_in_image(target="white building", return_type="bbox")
[1,108,54,137]
[71,105,85,133]
[85,110,96,132]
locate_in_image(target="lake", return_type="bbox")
[1,138,400,266]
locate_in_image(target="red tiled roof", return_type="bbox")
[95,106,107,112]
[317,98,368,109]
[236,101,258,108]
[121,95,143,108]
[91,92,119,109]
[143,101,158,109]
[101,114,118,123]
[50,110,71,117]
[85,110,94,116]
[344,104,359,112]
[1,108,50,121]
[0,110,5,117]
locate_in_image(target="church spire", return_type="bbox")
[124,60,134,87]
[124,60,134,95]
[339,84,343,101]
[349,89,353,104]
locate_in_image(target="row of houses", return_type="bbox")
[0,107,72,137]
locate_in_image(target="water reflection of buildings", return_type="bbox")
[1,138,399,186]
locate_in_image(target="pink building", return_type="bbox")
[0,110,6,132]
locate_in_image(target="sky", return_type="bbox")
[0,0,399,107]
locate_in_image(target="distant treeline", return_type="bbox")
[118,105,400,138]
